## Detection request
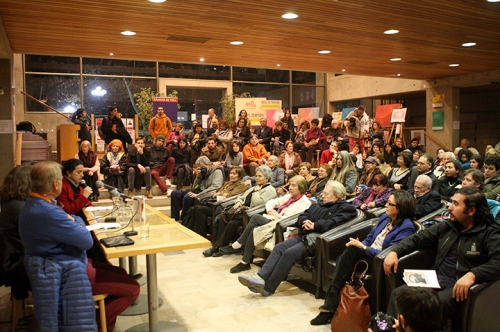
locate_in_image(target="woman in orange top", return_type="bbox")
[243,134,270,176]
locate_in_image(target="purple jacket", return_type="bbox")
[353,187,393,208]
[361,214,415,258]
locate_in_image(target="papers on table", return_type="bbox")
[86,223,121,231]
[85,206,112,212]
[403,269,441,288]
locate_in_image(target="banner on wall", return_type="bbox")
[265,109,285,130]
[297,107,320,129]
[341,107,357,123]
[152,97,178,122]
[235,97,266,127]
[260,100,282,129]
[375,104,401,128]
[332,112,343,122]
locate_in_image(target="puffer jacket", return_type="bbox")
[484,173,500,200]
[25,256,96,331]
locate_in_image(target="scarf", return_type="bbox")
[277,194,303,214]
[309,177,328,194]
[107,151,124,167]
[78,150,97,168]
[284,152,295,170]
[365,187,387,206]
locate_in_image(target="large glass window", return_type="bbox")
[25,55,80,74]
[159,62,230,80]
[292,71,325,85]
[233,83,290,109]
[233,67,289,83]
[83,58,156,77]
[25,74,81,113]
[291,86,325,114]
[83,77,156,117]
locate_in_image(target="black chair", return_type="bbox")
[193,192,239,240]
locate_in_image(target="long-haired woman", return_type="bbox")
[330,150,358,196]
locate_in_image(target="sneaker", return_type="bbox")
[219,245,243,255]
[166,178,172,186]
[146,189,153,199]
[202,246,218,257]
[230,263,251,274]
[310,312,334,326]
[238,273,269,296]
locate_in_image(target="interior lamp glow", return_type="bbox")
[91,86,107,96]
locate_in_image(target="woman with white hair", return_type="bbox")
[203,165,277,257]
[238,181,357,296]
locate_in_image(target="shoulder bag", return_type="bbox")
[331,260,371,332]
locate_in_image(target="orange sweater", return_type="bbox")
[242,144,269,166]
[149,114,172,139]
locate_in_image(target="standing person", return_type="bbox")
[343,105,370,151]
[254,117,273,152]
[0,165,32,301]
[100,106,132,149]
[171,137,192,190]
[311,190,416,325]
[149,106,172,143]
[238,181,357,296]
[75,140,100,202]
[170,156,223,221]
[126,136,153,198]
[72,108,92,142]
[148,135,175,196]
[243,134,270,176]
[384,187,500,330]
[100,139,127,193]
[330,150,358,196]
[206,108,216,129]
[19,161,96,331]
[301,118,326,163]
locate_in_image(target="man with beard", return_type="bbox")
[384,187,500,330]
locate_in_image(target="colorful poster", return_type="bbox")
[432,111,444,131]
[332,112,343,123]
[375,104,401,128]
[297,107,320,129]
[152,97,178,122]
[265,109,284,130]
[260,100,282,129]
[235,97,266,127]
[391,108,407,123]
[341,107,356,124]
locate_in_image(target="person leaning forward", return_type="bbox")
[383,187,500,330]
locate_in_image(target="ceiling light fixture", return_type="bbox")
[341,69,346,72]
[462,42,476,47]
[148,0,166,3]
[397,73,401,76]
[318,50,331,54]
[277,64,281,67]
[390,57,401,61]
[384,29,399,34]
[487,0,500,2]
[200,58,204,62]
[121,31,136,36]
[449,63,460,67]
[282,13,298,19]
[230,41,244,45]
[109,53,114,56]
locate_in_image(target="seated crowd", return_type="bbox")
[2,105,500,331]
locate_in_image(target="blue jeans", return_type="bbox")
[170,190,195,221]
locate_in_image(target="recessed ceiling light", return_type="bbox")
[390,57,402,61]
[384,29,399,34]
[148,0,166,3]
[462,42,476,47]
[282,13,298,19]
[230,41,244,45]
[487,0,500,2]
[200,58,204,62]
[397,73,401,76]
[121,31,136,36]
[318,50,331,54]
[109,53,114,56]
[277,64,281,67]
[449,63,460,67]
[341,69,346,72]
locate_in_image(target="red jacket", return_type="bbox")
[58,177,92,218]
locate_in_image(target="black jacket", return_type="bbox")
[437,176,461,201]
[415,190,442,219]
[296,200,357,235]
[254,126,273,144]
[392,220,500,283]
[126,145,150,168]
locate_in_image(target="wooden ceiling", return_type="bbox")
[1,0,500,80]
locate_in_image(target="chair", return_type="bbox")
[274,209,366,298]
[93,293,109,332]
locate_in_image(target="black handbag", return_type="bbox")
[220,204,247,223]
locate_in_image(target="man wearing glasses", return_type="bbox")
[412,174,442,219]
[149,106,172,143]
[407,154,438,192]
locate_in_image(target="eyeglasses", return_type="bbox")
[386,202,397,207]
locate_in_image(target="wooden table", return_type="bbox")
[87,204,210,331]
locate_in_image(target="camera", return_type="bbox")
[370,312,396,332]
[200,166,208,179]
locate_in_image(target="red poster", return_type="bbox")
[375,104,401,128]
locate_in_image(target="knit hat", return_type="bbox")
[156,135,166,142]
[365,156,379,166]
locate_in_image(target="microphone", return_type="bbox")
[110,189,133,200]
[80,180,87,188]
[96,180,117,191]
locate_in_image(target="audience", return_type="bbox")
[238,181,357,297]
[243,134,270,176]
[413,174,442,219]
[301,118,326,163]
[483,155,500,199]
[353,174,393,211]
[75,140,100,202]
[311,190,416,325]
[330,150,358,196]
[171,137,192,190]
[100,139,127,193]
[279,140,302,178]
[436,160,462,201]
[307,163,333,198]
[254,117,273,152]
[148,135,175,196]
[388,151,412,190]
[126,136,153,198]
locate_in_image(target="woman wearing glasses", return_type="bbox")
[310,190,416,325]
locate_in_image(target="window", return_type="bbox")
[83,58,156,77]
[25,55,80,74]
[233,67,289,83]
[25,74,81,113]
[159,63,230,80]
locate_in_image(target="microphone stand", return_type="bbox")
[124,195,144,237]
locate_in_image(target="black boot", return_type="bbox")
[310,312,334,325]
[320,284,340,312]
[202,246,219,257]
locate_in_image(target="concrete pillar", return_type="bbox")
[425,85,460,156]
[0,58,14,180]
